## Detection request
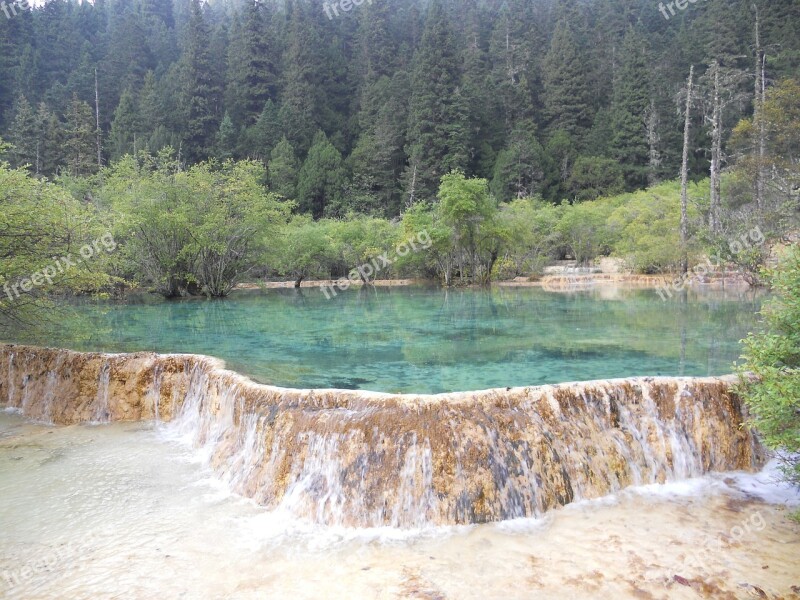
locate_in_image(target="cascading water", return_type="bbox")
[0,343,765,528]
[93,361,111,423]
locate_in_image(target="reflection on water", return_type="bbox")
[0,412,797,600]
[1,286,765,394]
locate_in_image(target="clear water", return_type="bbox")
[1,286,764,394]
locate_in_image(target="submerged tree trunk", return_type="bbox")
[680,66,694,276]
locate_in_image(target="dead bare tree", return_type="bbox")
[680,66,694,276]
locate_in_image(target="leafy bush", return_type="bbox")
[736,245,800,494]
[608,181,704,273]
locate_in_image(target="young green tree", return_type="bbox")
[64,94,97,177]
[0,141,114,329]
[214,112,237,161]
[8,95,38,170]
[268,137,300,200]
[109,87,142,161]
[736,245,800,493]
[438,171,498,283]
[296,130,346,219]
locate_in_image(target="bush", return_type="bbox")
[736,245,800,494]
[608,181,704,273]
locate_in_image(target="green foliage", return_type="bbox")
[556,198,619,265]
[491,122,547,202]
[542,20,592,142]
[404,1,468,199]
[737,245,800,489]
[296,131,346,219]
[0,153,116,329]
[496,198,562,279]
[608,181,704,273]
[268,137,300,201]
[269,216,338,286]
[567,156,625,202]
[98,152,288,297]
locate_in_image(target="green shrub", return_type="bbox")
[736,245,800,497]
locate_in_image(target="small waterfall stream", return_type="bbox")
[0,343,765,528]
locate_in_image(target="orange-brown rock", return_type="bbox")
[0,343,765,527]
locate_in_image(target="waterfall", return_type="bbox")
[92,361,111,423]
[0,343,766,528]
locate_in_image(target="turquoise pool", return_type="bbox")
[2,286,764,394]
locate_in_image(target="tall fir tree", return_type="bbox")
[296,130,346,218]
[268,137,301,200]
[225,1,279,128]
[404,0,468,201]
[542,20,593,145]
[178,0,220,163]
[64,94,97,176]
[8,95,38,170]
[610,29,651,189]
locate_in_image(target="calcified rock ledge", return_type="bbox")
[0,343,764,528]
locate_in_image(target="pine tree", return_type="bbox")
[36,103,64,176]
[109,87,142,161]
[348,72,409,217]
[214,112,237,161]
[64,94,97,176]
[610,29,651,189]
[542,20,593,144]
[225,1,279,128]
[268,137,300,200]
[8,95,38,170]
[296,130,346,218]
[491,120,548,201]
[178,0,220,163]
[242,100,282,161]
[279,0,324,156]
[404,0,468,200]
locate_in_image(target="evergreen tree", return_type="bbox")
[35,102,64,176]
[214,112,237,161]
[8,95,38,170]
[178,0,220,163]
[404,0,468,200]
[268,137,300,200]
[64,94,96,176]
[610,29,651,189]
[225,1,279,128]
[491,121,548,202]
[542,20,593,144]
[296,130,346,218]
[279,0,324,156]
[348,73,409,217]
[242,100,281,161]
[109,87,142,161]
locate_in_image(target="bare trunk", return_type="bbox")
[406,164,417,209]
[95,68,102,170]
[646,98,662,187]
[753,4,766,213]
[709,62,722,235]
[680,66,694,276]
